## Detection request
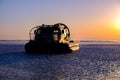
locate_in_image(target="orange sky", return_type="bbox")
[71,3,120,41]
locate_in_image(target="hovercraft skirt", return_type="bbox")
[25,41,79,53]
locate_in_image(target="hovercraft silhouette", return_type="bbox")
[25,23,79,53]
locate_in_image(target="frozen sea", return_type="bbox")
[0,40,120,80]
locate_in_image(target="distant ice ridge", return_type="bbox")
[0,40,28,45]
[0,40,120,45]
[80,40,120,45]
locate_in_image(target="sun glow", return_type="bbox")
[114,12,120,30]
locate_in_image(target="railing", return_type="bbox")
[29,26,40,40]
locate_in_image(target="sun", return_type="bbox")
[114,14,120,30]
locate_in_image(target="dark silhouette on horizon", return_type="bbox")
[25,23,79,53]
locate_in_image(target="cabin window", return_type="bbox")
[54,30,59,33]
[62,30,64,34]
[37,30,41,34]
[53,34,58,41]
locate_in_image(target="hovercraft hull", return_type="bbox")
[25,41,79,53]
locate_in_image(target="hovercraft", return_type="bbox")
[25,23,79,53]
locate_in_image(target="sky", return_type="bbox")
[0,0,120,40]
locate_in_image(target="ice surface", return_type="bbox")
[0,41,120,80]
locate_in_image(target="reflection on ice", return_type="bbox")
[0,40,120,79]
